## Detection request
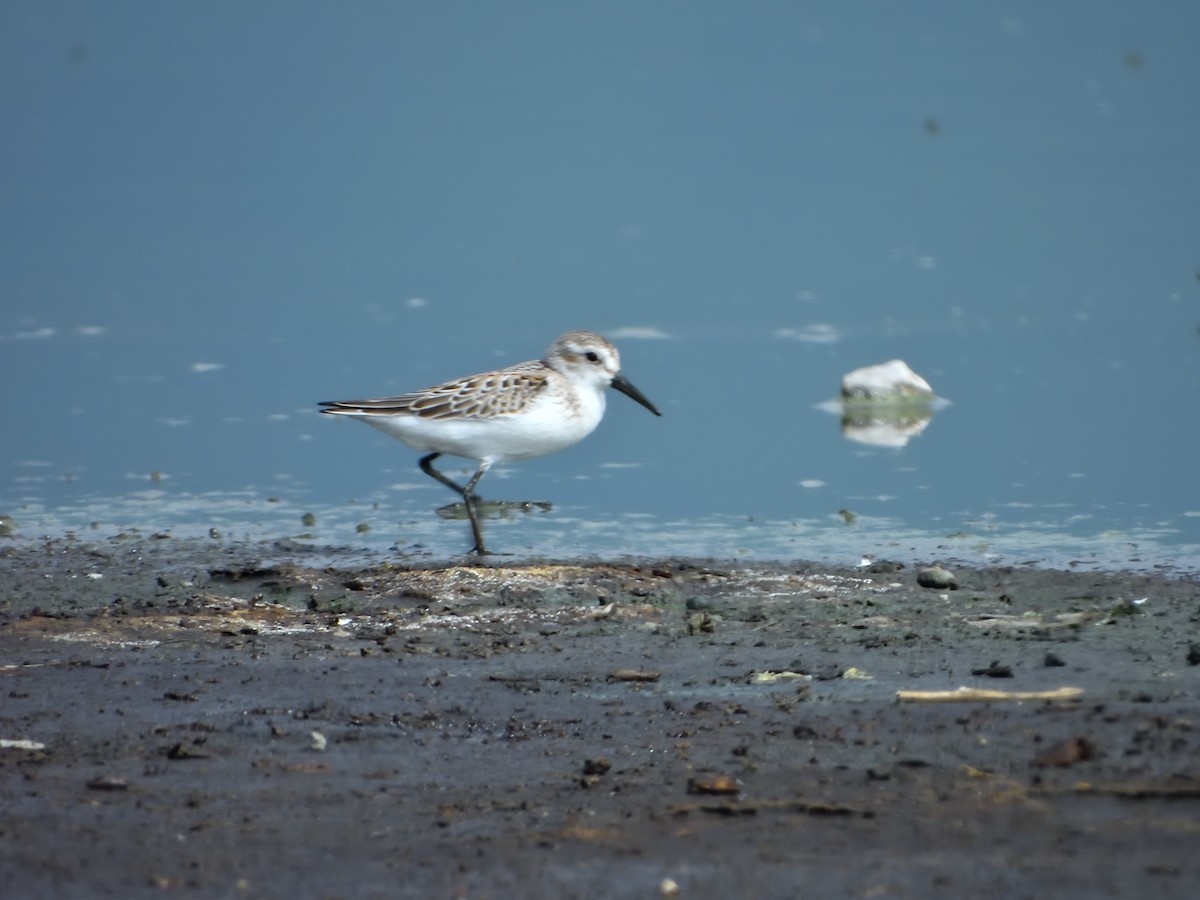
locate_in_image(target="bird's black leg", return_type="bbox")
[461,465,490,555]
[419,453,491,555]
[419,453,468,494]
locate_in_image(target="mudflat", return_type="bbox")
[2,537,1198,898]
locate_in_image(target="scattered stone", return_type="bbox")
[686,774,741,796]
[166,743,209,760]
[917,566,958,589]
[813,664,843,682]
[971,662,1013,678]
[582,758,611,776]
[1044,652,1067,668]
[1186,644,1200,666]
[1033,736,1096,768]
[608,669,660,683]
[86,776,129,791]
[1103,597,1146,622]
[579,758,611,787]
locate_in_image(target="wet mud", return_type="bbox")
[1,538,1198,898]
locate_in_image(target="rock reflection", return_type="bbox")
[840,405,937,448]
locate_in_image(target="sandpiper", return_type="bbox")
[319,331,661,554]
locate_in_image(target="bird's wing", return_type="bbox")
[319,360,549,420]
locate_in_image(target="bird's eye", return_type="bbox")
[585,351,600,363]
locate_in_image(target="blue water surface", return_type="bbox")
[3,2,1198,569]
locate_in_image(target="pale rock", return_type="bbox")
[841,360,934,401]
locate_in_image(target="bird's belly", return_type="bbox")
[360,403,600,463]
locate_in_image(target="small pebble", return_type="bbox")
[686,774,740,795]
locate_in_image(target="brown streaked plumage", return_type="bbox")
[320,361,552,421]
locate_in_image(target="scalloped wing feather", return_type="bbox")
[320,360,549,421]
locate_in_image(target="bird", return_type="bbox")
[319,331,661,555]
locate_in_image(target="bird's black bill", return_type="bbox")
[611,374,662,416]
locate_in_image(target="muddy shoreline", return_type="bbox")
[2,537,1198,898]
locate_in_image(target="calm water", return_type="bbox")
[4,3,1199,569]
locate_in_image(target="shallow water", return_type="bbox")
[3,4,1199,569]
